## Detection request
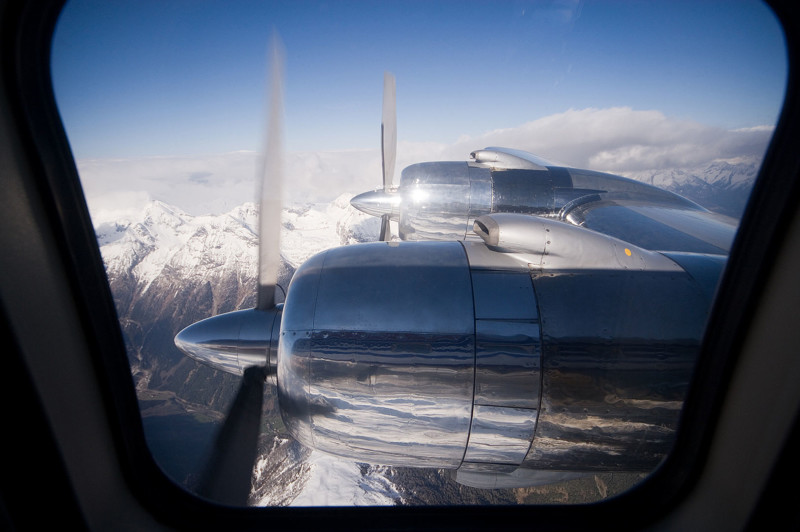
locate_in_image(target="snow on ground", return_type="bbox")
[280,193,378,267]
[289,451,401,506]
[97,194,378,291]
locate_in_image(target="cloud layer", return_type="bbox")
[77,107,773,223]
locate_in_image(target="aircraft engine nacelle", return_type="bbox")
[278,241,496,468]
[351,147,698,244]
[278,236,718,487]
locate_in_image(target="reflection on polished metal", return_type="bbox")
[463,405,538,464]
[453,467,586,490]
[279,241,476,467]
[473,320,540,408]
[276,225,725,485]
[175,307,281,377]
[352,147,736,251]
[564,200,737,255]
[463,269,541,473]
[470,147,557,170]
[398,161,485,241]
[522,268,711,472]
[279,241,547,469]
[349,188,401,219]
[473,213,685,271]
[175,146,740,488]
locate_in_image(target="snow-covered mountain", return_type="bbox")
[98,193,379,292]
[252,442,402,507]
[623,157,758,217]
[98,193,379,391]
[97,194,396,506]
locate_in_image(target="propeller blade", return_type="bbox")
[197,365,267,505]
[380,72,396,242]
[195,34,283,506]
[257,33,285,310]
[379,214,392,241]
[381,71,396,192]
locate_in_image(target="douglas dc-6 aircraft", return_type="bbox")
[4,0,800,529]
[175,69,736,503]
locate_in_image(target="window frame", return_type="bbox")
[2,0,799,529]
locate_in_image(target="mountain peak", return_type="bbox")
[99,195,377,292]
[624,158,758,217]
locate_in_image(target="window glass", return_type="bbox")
[51,0,786,506]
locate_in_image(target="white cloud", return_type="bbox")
[76,107,773,221]
[442,107,773,171]
[88,190,153,226]
[78,150,260,219]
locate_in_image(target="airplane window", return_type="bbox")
[51,0,786,506]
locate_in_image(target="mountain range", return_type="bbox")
[623,157,760,217]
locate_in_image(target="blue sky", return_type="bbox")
[50,0,787,215]
[53,0,785,157]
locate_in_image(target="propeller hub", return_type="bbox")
[174,307,281,377]
[350,188,401,218]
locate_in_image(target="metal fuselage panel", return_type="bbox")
[279,241,545,469]
[524,268,712,471]
[398,162,486,241]
[567,201,737,254]
[277,236,721,477]
[463,269,542,469]
[278,242,478,468]
[276,224,727,479]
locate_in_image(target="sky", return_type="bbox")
[51,0,787,219]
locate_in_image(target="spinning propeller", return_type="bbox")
[350,73,401,241]
[175,35,285,505]
[379,72,397,241]
[175,40,400,504]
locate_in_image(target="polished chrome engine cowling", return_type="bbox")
[277,235,718,483]
[397,162,492,241]
[355,147,709,245]
[277,241,542,468]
